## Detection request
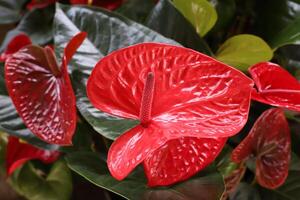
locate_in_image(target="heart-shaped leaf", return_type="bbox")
[145,0,212,55]
[249,62,300,112]
[231,108,291,189]
[0,95,57,149]
[9,160,72,200]
[65,151,225,200]
[54,3,179,140]
[215,34,273,70]
[173,0,217,37]
[5,32,86,145]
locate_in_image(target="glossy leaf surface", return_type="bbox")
[173,0,217,36]
[88,43,253,183]
[66,151,225,200]
[144,136,227,186]
[5,32,86,145]
[145,0,212,55]
[249,62,300,112]
[0,0,27,24]
[6,136,59,176]
[10,161,72,200]
[231,108,291,189]
[216,34,273,70]
[54,4,178,140]
[0,33,31,62]
[0,95,58,149]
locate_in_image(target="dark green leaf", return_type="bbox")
[209,0,236,32]
[54,4,178,140]
[116,0,156,23]
[0,95,57,150]
[229,182,261,200]
[0,0,27,24]
[0,5,54,52]
[146,0,212,55]
[0,63,7,95]
[9,160,72,200]
[271,17,300,48]
[66,151,225,200]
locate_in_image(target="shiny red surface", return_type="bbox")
[143,137,227,186]
[249,62,300,112]
[231,108,291,189]
[6,136,59,176]
[70,0,123,10]
[87,43,253,185]
[5,32,86,145]
[0,34,31,62]
[26,0,56,10]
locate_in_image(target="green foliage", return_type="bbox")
[173,0,217,37]
[216,34,273,70]
[9,160,72,200]
[66,151,225,200]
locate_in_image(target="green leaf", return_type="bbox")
[0,0,27,24]
[66,151,225,200]
[215,34,273,70]
[173,0,217,37]
[270,17,300,49]
[54,4,178,140]
[146,0,212,55]
[229,182,261,200]
[0,5,54,52]
[0,95,58,150]
[116,0,156,23]
[10,160,72,200]
[209,0,236,31]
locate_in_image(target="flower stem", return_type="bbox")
[139,72,155,126]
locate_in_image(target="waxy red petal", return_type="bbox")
[87,43,253,137]
[231,108,291,189]
[0,34,32,62]
[143,137,227,186]
[6,136,59,176]
[107,124,168,180]
[26,0,56,10]
[70,0,123,10]
[249,62,300,112]
[5,32,86,145]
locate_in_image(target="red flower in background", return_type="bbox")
[87,43,253,186]
[231,108,291,189]
[5,32,86,145]
[70,0,123,10]
[6,136,59,176]
[27,0,123,10]
[0,34,32,62]
[250,62,300,112]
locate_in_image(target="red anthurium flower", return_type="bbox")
[87,43,253,186]
[27,0,56,10]
[231,108,291,189]
[5,32,87,145]
[70,0,123,10]
[0,34,32,62]
[249,62,300,112]
[6,136,60,176]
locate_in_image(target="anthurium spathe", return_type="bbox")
[6,136,59,176]
[70,0,123,10]
[231,108,291,189]
[5,32,87,145]
[249,62,300,112]
[87,43,254,186]
[0,33,32,62]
